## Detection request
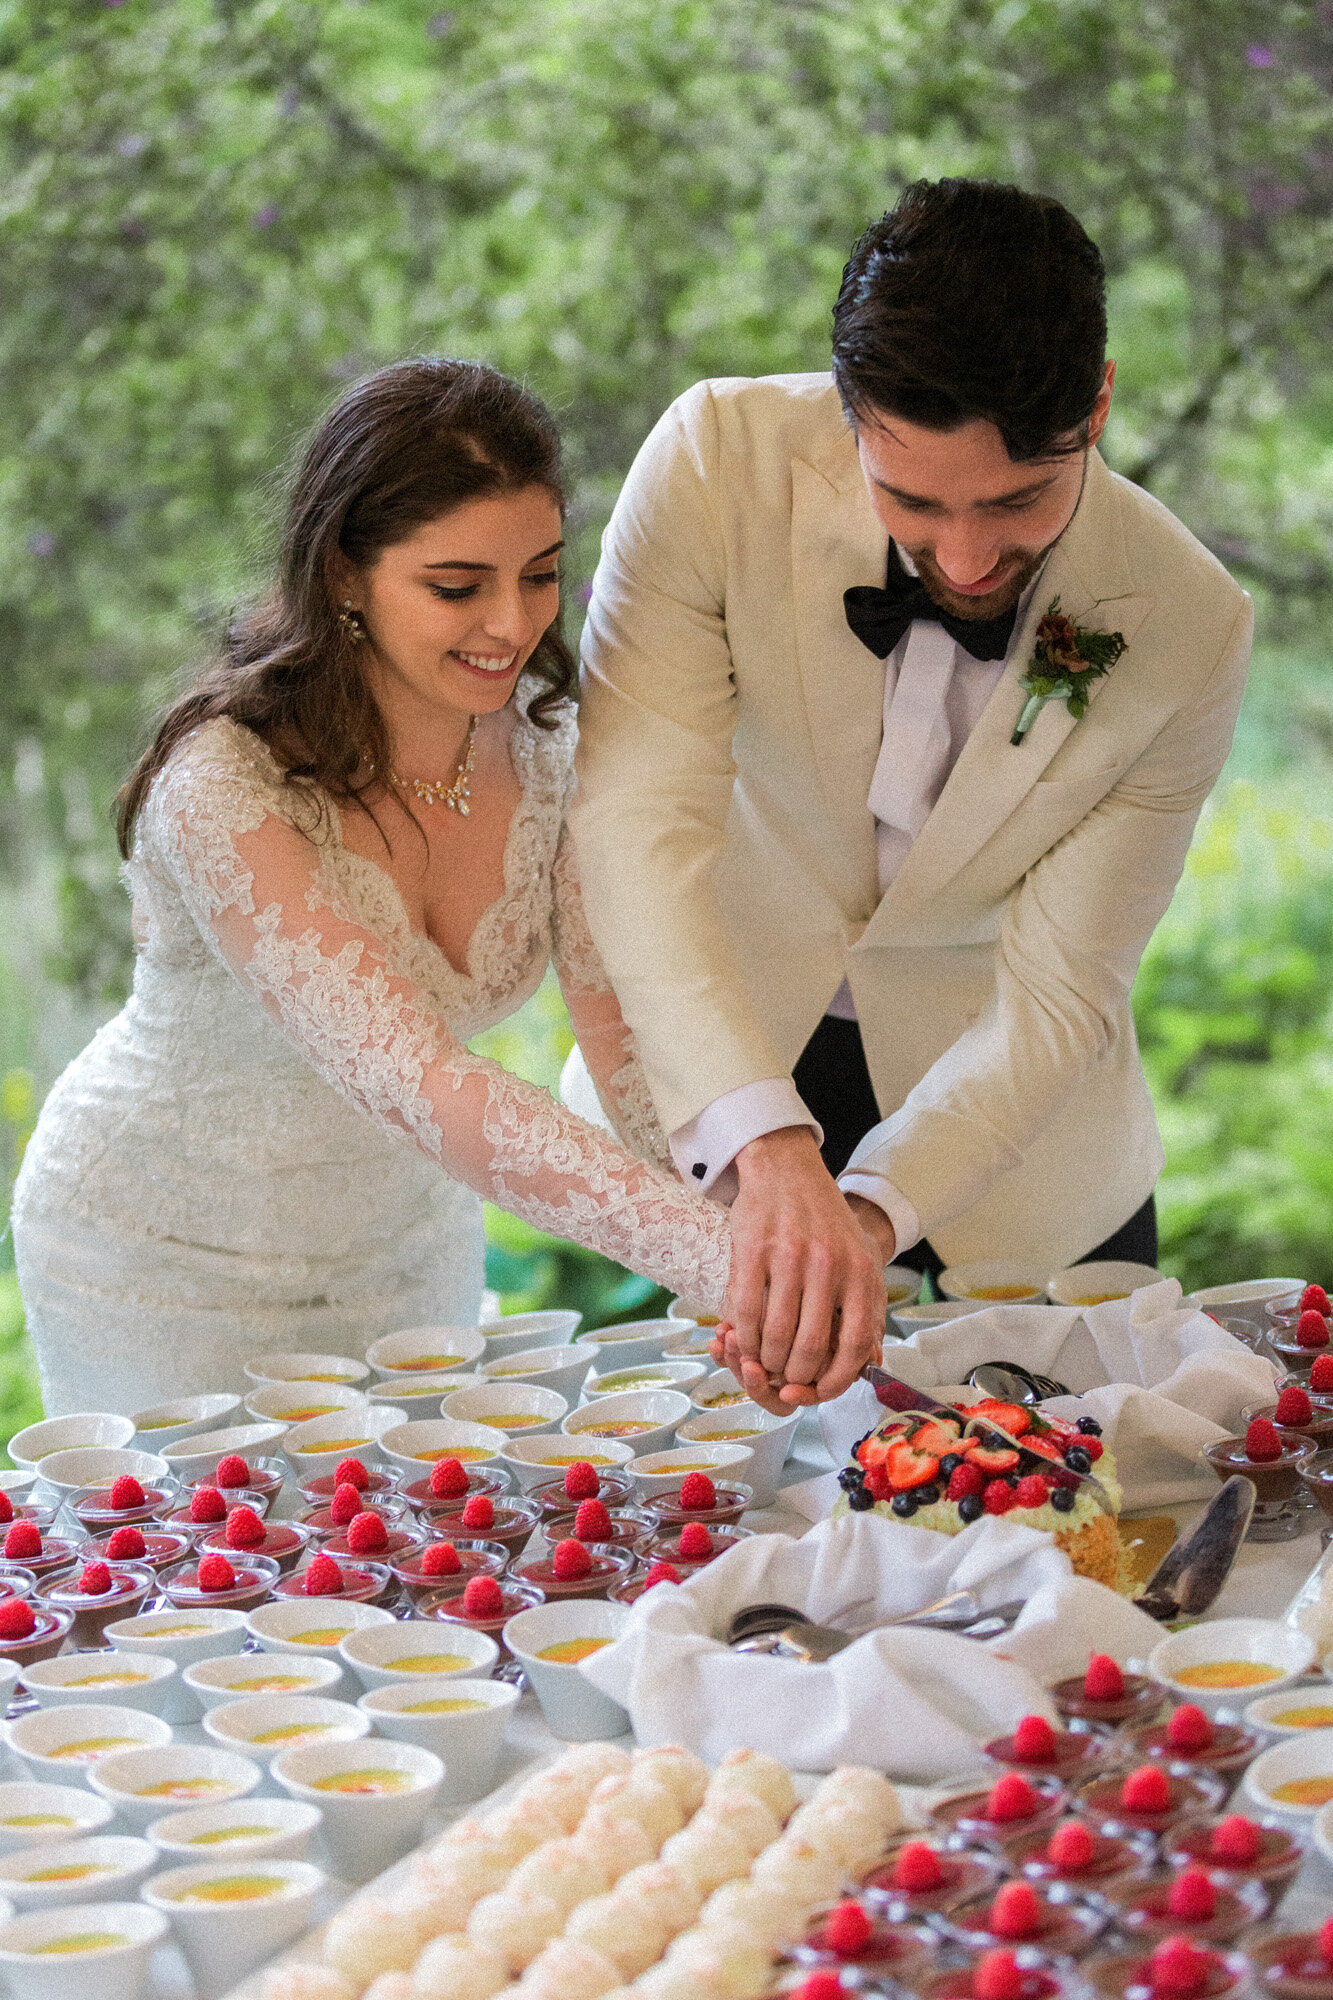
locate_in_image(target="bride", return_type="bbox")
[12,358,731,1414]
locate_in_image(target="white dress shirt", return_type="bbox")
[668,557,1036,1253]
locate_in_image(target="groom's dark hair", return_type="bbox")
[832,179,1107,463]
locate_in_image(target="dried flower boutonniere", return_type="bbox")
[1011,600,1127,745]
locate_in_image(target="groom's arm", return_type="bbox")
[573,383,885,1399]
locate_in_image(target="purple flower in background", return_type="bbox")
[252,205,279,229]
[579,583,593,605]
[117,134,147,158]
[27,532,56,559]
[426,12,455,37]
[1246,45,1273,66]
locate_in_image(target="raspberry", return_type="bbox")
[346,1511,388,1554]
[1012,1475,1049,1509]
[333,1457,369,1490]
[419,1540,462,1577]
[823,1900,872,1956]
[215,1455,251,1488]
[1121,1764,1171,1814]
[890,1841,944,1891]
[983,1479,1016,1515]
[461,1575,504,1618]
[1302,1285,1331,1316]
[973,1950,1027,2000]
[1084,1652,1125,1701]
[989,1882,1043,1940]
[563,1461,600,1501]
[1167,1704,1213,1753]
[1274,1386,1313,1426]
[572,1499,612,1541]
[1046,1820,1096,1871]
[190,1487,227,1524]
[1010,1714,1057,1762]
[78,1561,113,1595]
[429,1457,470,1499]
[793,1978,846,2000]
[1209,1814,1260,1863]
[678,1472,717,1510]
[302,1554,345,1595]
[1297,1310,1331,1350]
[0,1597,35,1639]
[1244,1417,1282,1461]
[197,1553,237,1592]
[946,1462,984,1500]
[329,1483,362,1527]
[678,1522,713,1560]
[551,1538,594,1581]
[105,1526,146,1560]
[1312,1355,1333,1392]
[644,1561,682,1587]
[109,1475,145,1510]
[1168,1868,1216,1922]
[225,1506,266,1550]
[1319,1918,1333,1967]
[0,1493,13,1525]
[986,1774,1037,1823]
[3,1522,42,1560]
[1082,1436,1104,1459]
[460,1494,495,1532]
[1149,1938,1214,1997]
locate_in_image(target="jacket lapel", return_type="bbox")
[864,451,1154,929]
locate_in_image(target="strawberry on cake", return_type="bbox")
[834,1396,1125,1590]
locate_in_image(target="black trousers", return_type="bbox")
[792,1013,1158,1279]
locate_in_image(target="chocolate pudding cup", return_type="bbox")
[1086,1948,1251,2000]
[1051,1671,1164,1728]
[189,1456,285,1502]
[274,1558,393,1605]
[789,1906,932,1978]
[862,1844,1004,1918]
[79,1527,194,1576]
[1201,1433,1315,1502]
[1269,1324,1332,1373]
[2,1535,80,1582]
[1298,1450,1333,1522]
[538,1505,654,1556]
[930,1774,1068,1848]
[1244,1399,1333,1449]
[161,1550,281,1612]
[1165,1819,1304,1906]
[390,1537,509,1597]
[1076,1768,1226,1840]
[318,1524,425,1566]
[944,1883,1107,1956]
[512,1545,635,1601]
[636,1522,752,1571]
[0,1602,72,1668]
[164,1489,272,1542]
[420,1576,544,1657]
[609,1569,680,1607]
[983,1725,1109,1781]
[644,1482,753,1529]
[426,1497,540,1558]
[37,1560,156,1646]
[199,1519,314,1575]
[920,1974,1071,2000]
[299,1465,398,1505]
[0,1564,38,1599]
[527,1471,635,1523]
[1251,1933,1333,2000]
[2,1501,58,1530]
[72,1483,176,1530]
[1013,1824,1152,1892]
[1127,1718,1261,1789]
[298,1497,407,1541]
[401,1467,510,1516]
[1104,1873,1268,1947]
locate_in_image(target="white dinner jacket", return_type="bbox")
[571,373,1253,1267]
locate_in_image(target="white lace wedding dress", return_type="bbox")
[12,697,730,1415]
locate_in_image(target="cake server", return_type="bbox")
[1129,1474,1254,1622]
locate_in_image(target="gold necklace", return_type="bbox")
[389,717,478,815]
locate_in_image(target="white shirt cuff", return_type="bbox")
[836,1171,922,1259]
[670,1079,821,1203]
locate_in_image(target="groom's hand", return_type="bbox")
[720,1127,889,1409]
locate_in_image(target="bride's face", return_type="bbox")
[344,485,564,725]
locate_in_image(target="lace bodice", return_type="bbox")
[125,708,730,1311]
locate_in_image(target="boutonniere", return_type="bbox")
[1010,599,1127,745]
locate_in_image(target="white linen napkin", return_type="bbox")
[580,1512,1164,1781]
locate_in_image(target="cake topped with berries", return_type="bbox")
[834,1396,1124,1590]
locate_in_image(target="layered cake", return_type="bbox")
[834,1395,1125,1588]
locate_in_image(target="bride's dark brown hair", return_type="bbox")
[116,357,575,855]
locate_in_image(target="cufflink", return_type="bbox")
[691,1163,706,1180]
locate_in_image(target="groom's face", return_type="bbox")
[854,364,1114,621]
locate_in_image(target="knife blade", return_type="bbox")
[1131,1475,1255,1622]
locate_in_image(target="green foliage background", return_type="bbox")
[0,0,1329,1438]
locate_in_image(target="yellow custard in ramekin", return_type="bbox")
[537,1637,612,1664]
[415,1446,491,1462]
[170,1873,286,1903]
[310,1767,414,1795]
[1174,1661,1284,1690]
[399,1696,487,1713]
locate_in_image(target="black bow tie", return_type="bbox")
[844,544,1019,662]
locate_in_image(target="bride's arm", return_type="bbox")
[145,745,731,1311]
[549,823,674,1173]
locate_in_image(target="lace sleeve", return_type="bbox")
[140,727,732,1313]
[550,823,675,1173]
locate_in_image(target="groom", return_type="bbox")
[570,179,1252,1410]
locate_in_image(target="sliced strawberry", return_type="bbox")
[966,1443,1021,1475]
[864,1465,891,1503]
[910,1418,962,1456]
[883,1440,941,1490]
[968,1401,1031,1437]
[1020,1434,1064,1462]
